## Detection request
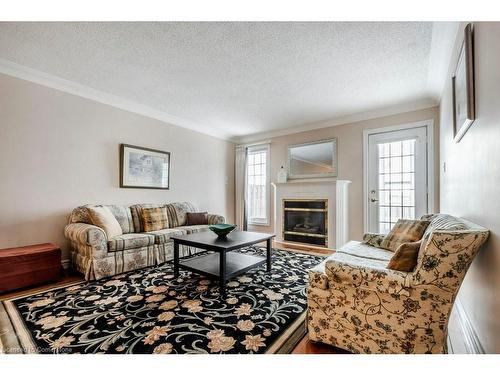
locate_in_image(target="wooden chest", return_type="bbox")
[0,243,62,293]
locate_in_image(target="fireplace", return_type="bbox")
[282,199,328,247]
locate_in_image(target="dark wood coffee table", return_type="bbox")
[171,230,275,297]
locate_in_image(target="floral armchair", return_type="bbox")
[307,214,489,354]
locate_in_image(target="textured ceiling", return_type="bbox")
[0,22,446,140]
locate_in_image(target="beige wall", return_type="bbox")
[440,22,500,353]
[248,106,440,241]
[0,73,235,261]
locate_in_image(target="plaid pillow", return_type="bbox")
[141,207,169,232]
[380,219,430,252]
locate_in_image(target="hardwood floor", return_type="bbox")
[0,273,83,301]
[0,241,343,354]
[293,335,349,354]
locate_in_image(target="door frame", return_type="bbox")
[362,119,435,233]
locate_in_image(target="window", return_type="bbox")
[246,144,270,225]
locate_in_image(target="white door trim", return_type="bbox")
[362,119,435,233]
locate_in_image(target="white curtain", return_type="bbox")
[235,145,248,230]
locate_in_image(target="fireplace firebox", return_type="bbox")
[282,199,328,247]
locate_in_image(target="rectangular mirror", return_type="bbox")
[288,138,337,179]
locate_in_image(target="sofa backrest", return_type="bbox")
[412,214,489,297]
[68,202,198,233]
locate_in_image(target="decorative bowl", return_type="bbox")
[209,224,237,238]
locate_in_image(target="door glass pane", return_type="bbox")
[377,139,416,233]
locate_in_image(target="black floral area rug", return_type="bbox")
[0,247,324,354]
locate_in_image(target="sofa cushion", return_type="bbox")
[186,212,208,225]
[130,204,162,232]
[380,219,430,251]
[165,202,197,227]
[181,225,210,234]
[148,228,187,245]
[107,233,155,252]
[106,205,134,234]
[87,206,123,239]
[141,207,169,232]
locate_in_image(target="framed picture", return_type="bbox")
[120,144,170,189]
[452,23,475,143]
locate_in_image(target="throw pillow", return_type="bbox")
[141,207,169,232]
[380,219,430,252]
[387,241,422,272]
[186,212,208,225]
[87,206,123,239]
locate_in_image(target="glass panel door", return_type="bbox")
[367,126,427,234]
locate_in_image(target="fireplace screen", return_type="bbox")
[283,199,327,247]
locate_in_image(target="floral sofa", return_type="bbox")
[307,214,489,354]
[64,202,224,280]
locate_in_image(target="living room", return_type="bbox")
[1,0,499,371]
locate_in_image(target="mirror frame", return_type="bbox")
[287,138,338,179]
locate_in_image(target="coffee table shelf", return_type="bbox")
[179,252,266,279]
[171,230,275,297]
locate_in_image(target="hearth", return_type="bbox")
[283,199,328,247]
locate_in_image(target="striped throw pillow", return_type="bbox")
[380,219,430,252]
[141,207,169,232]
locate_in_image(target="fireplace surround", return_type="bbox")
[272,179,351,249]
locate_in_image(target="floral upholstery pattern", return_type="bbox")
[65,202,225,281]
[307,214,489,354]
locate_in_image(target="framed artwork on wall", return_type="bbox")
[120,144,170,189]
[452,23,475,143]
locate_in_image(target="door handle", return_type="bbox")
[370,198,379,203]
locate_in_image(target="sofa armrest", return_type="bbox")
[64,223,108,258]
[207,214,225,225]
[325,259,412,296]
[362,233,385,248]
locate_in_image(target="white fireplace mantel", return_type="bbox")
[271,179,351,249]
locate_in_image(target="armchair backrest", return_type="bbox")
[412,214,489,298]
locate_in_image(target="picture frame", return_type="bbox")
[120,144,170,189]
[452,23,475,143]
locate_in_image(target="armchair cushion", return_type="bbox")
[107,233,155,252]
[337,240,393,262]
[387,241,422,272]
[380,219,430,251]
[325,252,411,296]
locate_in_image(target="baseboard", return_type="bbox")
[61,259,70,270]
[453,297,485,354]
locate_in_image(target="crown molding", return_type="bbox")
[233,98,438,144]
[0,58,233,141]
